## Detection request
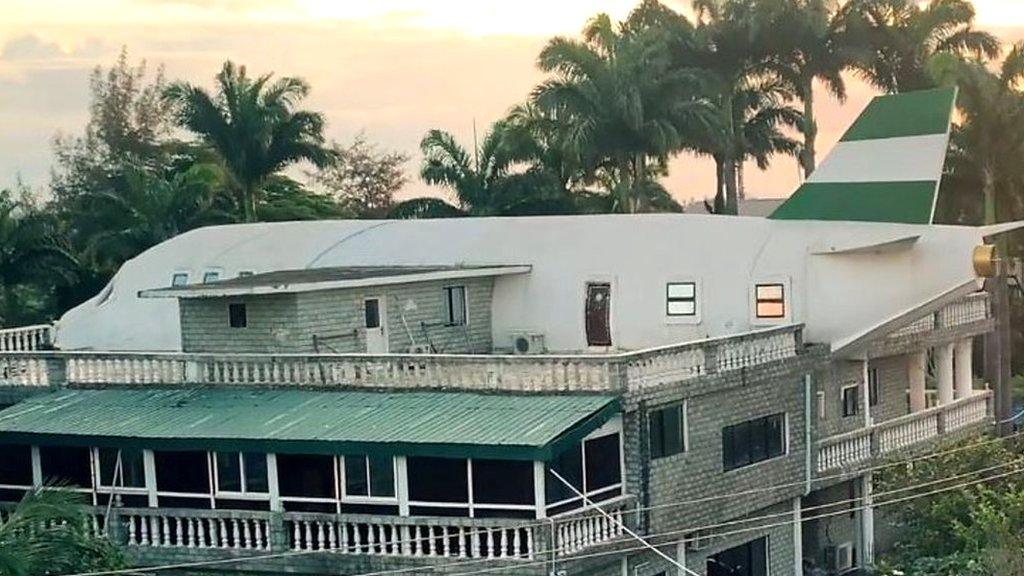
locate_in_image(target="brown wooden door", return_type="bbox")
[585,282,612,347]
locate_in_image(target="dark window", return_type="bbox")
[39,446,91,487]
[343,455,394,499]
[708,537,768,576]
[649,404,685,459]
[215,452,267,494]
[364,300,381,329]
[0,444,32,486]
[868,368,880,407]
[584,433,621,491]
[585,282,612,346]
[472,459,534,505]
[842,386,860,418]
[723,414,786,471]
[154,451,210,494]
[228,303,247,328]
[408,457,467,502]
[244,452,268,493]
[755,283,786,319]
[276,454,334,498]
[545,446,583,504]
[171,273,188,287]
[666,282,697,316]
[98,448,146,488]
[203,271,220,283]
[238,271,254,278]
[443,286,467,326]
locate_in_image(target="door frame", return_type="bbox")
[582,276,616,351]
[363,295,389,353]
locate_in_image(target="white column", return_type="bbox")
[860,473,875,567]
[396,456,410,517]
[792,497,803,576]
[861,360,872,427]
[908,351,927,412]
[31,446,42,487]
[533,461,547,519]
[677,540,688,576]
[143,449,158,507]
[955,338,974,399]
[266,453,281,512]
[936,344,955,406]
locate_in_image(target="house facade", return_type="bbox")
[0,88,1015,576]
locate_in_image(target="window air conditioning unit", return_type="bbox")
[512,332,546,355]
[826,542,855,573]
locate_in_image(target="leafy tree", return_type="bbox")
[0,487,125,576]
[164,61,336,222]
[258,176,352,222]
[840,0,999,94]
[732,75,803,200]
[533,4,711,213]
[308,134,409,218]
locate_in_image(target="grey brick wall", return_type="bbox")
[180,277,494,354]
[801,480,860,573]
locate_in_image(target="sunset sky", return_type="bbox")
[2,0,1024,204]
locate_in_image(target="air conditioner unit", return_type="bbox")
[827,542,854,573]
[512,332,546,355]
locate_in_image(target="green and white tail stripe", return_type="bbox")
[771,87,957,224]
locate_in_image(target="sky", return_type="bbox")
[1,0,1024,205]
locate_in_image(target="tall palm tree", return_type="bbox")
[932,46,1024,226]
[840,0,999,94]
[733,76,804,199]
[0,487,124,576]
[164,61,335,222]
[533,6,712,213]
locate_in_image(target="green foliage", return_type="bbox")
[308,134,409,218]
[0,487,126,576]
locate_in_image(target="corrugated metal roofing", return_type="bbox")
[0,388,618,461]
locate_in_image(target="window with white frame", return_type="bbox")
[238,271,254,278]
[214,452,268,496]
[342,454,395,501]
[545,424,623,515]
[841,385,860,418]
[443,285,467,326]
[406,456,537,519]
[171,273,189,287]
[666,282,697,317]
[0,444,33,489]
[202,271,221,284]
[649,402,686,459]
[754,283,786,319]
[95,448,146,490]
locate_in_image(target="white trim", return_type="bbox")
[210,451,270,499]
[339,454,399,504]
[267,453,281,512]
[396,456,410,516]
[143,449,157,506]
[840,383,861,419]
[30,446,41,487]
[533,461,546,519]
[140,266,532,299]
[807,133,949,184]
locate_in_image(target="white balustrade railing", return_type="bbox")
[0,325,803,392]
[817,391,993,473]
[285,513,535,560]
[123,509,270,551]
[938,293,990,329]
[552,498,631,557]
[0,324,52,352]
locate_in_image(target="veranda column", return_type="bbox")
[936,344,955,406]
[860,473,875,567]
[908,351,927,412]
[955,338,974,399]
[792,497,803,576]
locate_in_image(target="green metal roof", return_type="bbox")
[0,388,619,461]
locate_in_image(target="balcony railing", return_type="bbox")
[816,391,992,473]
[888,293,990,341]
[0,324,52,352]
[0,325,802,393]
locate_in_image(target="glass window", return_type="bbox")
[215,452,267,494]
[0,444,33,486]
[584,434,621,491]
[276,454,334,498]
[39,446,91,488]
[723,414,786,471]
[443,286,467,326]
[229,303,247,328]
[243,453,268,493]
[203,271,220,284]
[343,455,394,499]
[545,446,583,504]
[408,457,468,502]
[238,271,254,278]
[98,448,146,488]
[154,451,209,494]
[842,386,860,418]
[869,368,880,407]
[666,282,697,316]
[216,452,242,492]
[364,300,381,329]
[649,403,685,459]
[708,537,768,576]
[472,460,534,505]
[546,429,623,509]
[755,283,786,319]
[171,273,189,287]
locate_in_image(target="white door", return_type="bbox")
[363,297,388,353]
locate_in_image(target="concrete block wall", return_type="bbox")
[179,277,494,354]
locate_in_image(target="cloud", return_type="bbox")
[1,34,64,61]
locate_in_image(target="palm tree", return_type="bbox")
[733,76,803,199]
[841,0,999,94]
[164,61,335,222]
[532,6,712,213]
[931,46,1024,226]
[0,487,124,576]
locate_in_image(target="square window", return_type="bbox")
[842,386,860,418]
[755,283,786,319]
[443,286,467,326]
[171,273,189,287]
[203,271,220,284]
[649,404,686,459]
[343,455,395,499]
[97,448,146,489]
[215,452,267,494]
[229,303,247,328]
[666,282,697,317]
[723,414,786,471]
